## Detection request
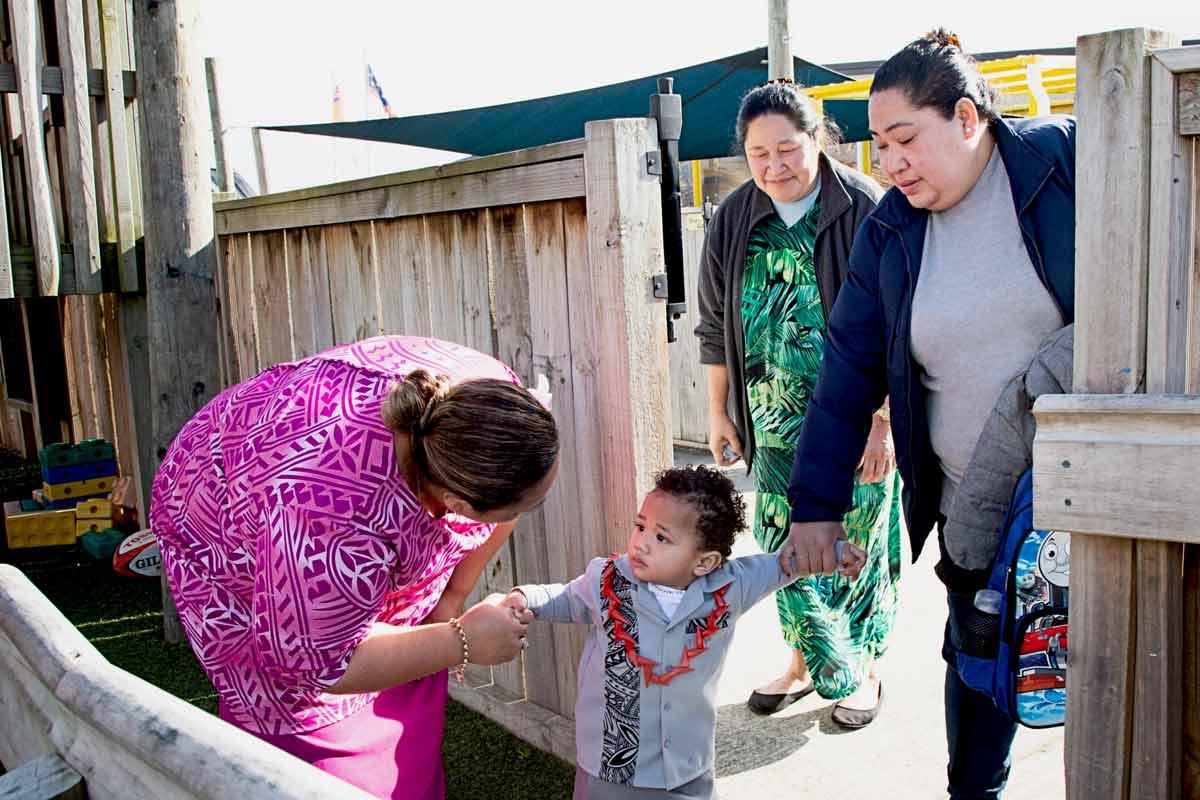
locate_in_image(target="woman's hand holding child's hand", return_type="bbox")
[458,595,532,665]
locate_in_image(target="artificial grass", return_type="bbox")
[7,547,573,799]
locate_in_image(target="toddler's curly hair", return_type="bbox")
[653,465,747,559]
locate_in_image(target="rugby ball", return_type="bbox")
[113,529,162,578]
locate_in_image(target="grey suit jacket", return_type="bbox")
[519,553,793,791]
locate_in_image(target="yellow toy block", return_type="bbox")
[4,502,76,549]
[75,499,113,520]
[76,518,106,536]
[42,476,115,502]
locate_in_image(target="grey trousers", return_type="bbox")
[573,767,716,800]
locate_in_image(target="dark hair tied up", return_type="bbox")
[734,81,840,153]
[870,28,997,123]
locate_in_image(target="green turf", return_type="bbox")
[8,547,573,799]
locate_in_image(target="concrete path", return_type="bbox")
[671,449,1065,799]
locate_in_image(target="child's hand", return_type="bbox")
[836,540,867,580]
[497,589,535,623]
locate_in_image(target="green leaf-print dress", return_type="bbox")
[742,204,902,700]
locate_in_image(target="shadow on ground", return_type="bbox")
[714,701,819,777]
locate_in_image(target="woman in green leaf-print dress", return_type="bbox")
[694,82,900,727]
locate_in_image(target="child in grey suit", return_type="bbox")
[506,465,864,799]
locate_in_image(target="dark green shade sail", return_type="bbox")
[264,48,860,161]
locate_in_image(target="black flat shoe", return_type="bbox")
[830,681,883,729]
[746,682,816,715]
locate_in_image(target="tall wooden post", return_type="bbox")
[767,0,792,82]
[131,0,221,643]
[206,58,234,196]
[252,127,269,195]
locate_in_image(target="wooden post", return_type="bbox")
[11,0,61,296]
[582,118,672,554]
[252,127,269,195]
[767,0,792,82]
[99,0,138,291]
[131,0,221,644]
[205,57,234,195]
[1066,27,1179,800]
[54,0,102,293]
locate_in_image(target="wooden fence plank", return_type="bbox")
[54,0,101,292]
[285,227,333,359]
[215,138,586,213]
[222,233,258,382]
[1065,28,1178,800]
[98,0,136,290]
[422,213,466,344]
[455,209,493,358]
[1180,72,1200,137]
[373,217,429,337]
[669,211,709,445]
[488,202,552,704]
[583,118,672,553]
[1184,545,1200,796]
[324,222,380,345]
[11,0,61,296]
[214,159,586,236]
[82,0,117,282]
[525,200,587,718]
[248,231,293,367]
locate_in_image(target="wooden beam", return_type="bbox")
[55,0,103,293]
[251,125,268,195]
[11,0,62,296]
[0,753,85,800]
[214,137,586,213]
[132,0,221,644]
[0,63,137,98]
[1033,395,1200,542]
[204,58,234,194]
[1062,27,1177,800]
[767,0,792,82]
[1153,46,1200,74]
[582,118,672,554]
[99,0,138,291]
[17,299,43,452]
[1181,72,1200,137]
[215,158,586,235]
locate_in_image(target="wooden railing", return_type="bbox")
[0,564,377,799]
[1031,29,1200,799]
[212,119,673,759]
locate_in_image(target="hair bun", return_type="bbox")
[924,27,962,50]
[383,369,452,435]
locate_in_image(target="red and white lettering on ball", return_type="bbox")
[113,530,162,578]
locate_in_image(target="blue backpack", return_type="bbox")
[954,468,1070,728]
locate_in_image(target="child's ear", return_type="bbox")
[693,551,723,577]
[439,490,472,517]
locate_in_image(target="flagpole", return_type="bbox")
[362,49,372,177]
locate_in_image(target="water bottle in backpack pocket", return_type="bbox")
[953,468,1070,728]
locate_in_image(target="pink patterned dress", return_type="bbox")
[150,336,518,799]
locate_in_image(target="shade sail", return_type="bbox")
[264,48,854,161]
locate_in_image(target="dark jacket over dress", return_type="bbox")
[694,153,885,470]
[786,115,1078,563]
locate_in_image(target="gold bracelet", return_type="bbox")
[447,617,470,683]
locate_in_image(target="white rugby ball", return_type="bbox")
[113,529,162,578]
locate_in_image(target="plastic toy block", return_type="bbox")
[37,440,116,470]
[42,459,118,485]
[45,493,108,510]
[43,476,115,502]
[39,442,76,469]
[76,439,116,464]
[4,502,76,549]
[80,528,125,561]
[19,498,45,512]
[75,499,113,520]
[76,518,106,536]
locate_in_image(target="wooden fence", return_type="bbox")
[0,564,377,799]
[212,118,673,759]
[1031,28,1200,798]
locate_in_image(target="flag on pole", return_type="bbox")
[366,64,394,118]
[332,84,345,122]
